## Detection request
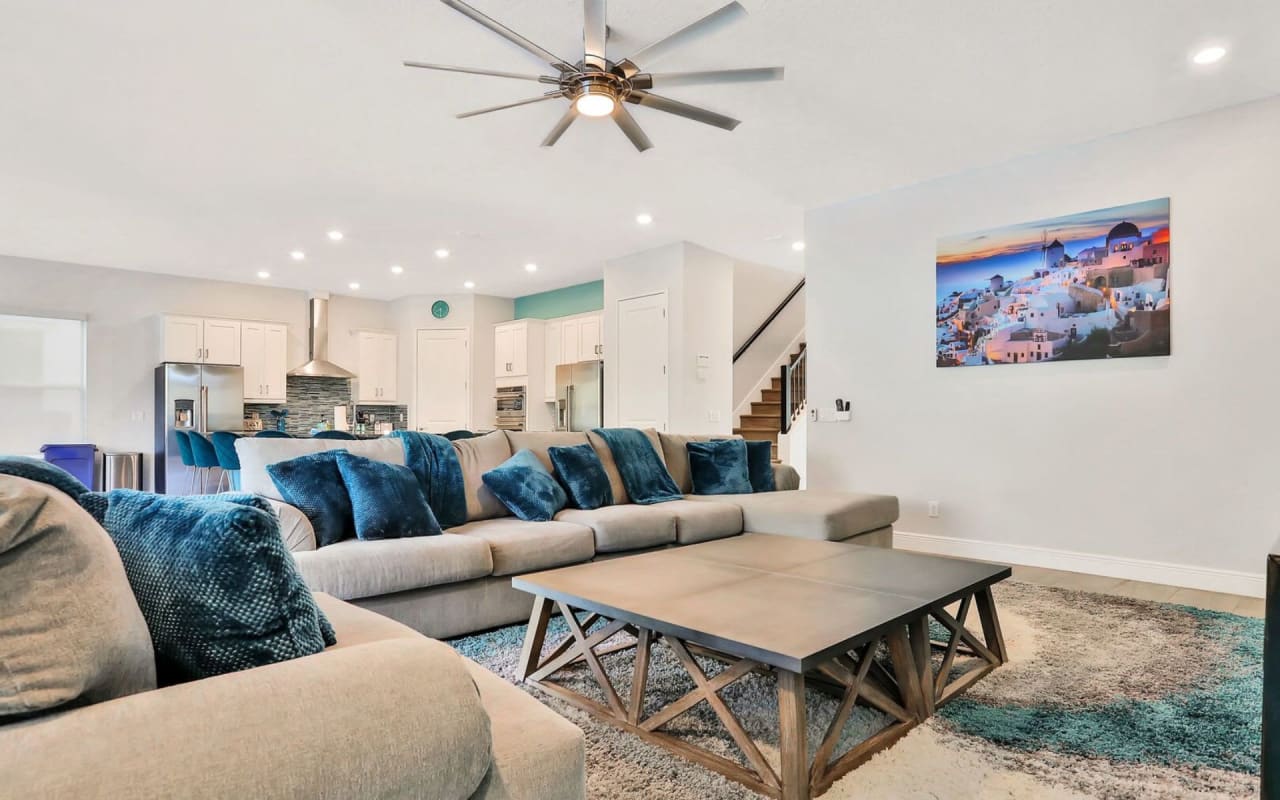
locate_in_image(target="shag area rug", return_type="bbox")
[449,581,1262,799]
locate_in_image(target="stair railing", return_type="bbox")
[780,345,806,435]
[733,279,805,363]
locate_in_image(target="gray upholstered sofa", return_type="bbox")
[236,430,900,640]
[0,474,585,800]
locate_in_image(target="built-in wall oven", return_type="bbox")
[495,385,526,431]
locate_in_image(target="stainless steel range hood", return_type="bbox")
[288,296,356,379]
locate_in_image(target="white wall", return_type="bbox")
[602,242,734,434]
[731,259,805,411]
[805,97,1280,594]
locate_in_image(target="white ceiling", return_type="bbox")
[1,0,1277,300]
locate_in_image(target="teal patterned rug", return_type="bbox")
[450,581,1262,799]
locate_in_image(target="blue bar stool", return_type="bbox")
[173,430,196,494]
[312,430,356,440]
[211,431,243,492]
[254,430,292,438]
[186,431,221,493]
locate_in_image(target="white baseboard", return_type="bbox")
[894,531,1265,599]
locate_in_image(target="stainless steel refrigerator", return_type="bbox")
[555,360,603,432]
[154,363,244,494]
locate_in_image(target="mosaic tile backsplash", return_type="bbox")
[245,376,406,436]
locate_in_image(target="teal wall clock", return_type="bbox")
[431,300,450,319]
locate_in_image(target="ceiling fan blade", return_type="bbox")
[584,0,607,69]
[439,0,575,71]
[626,2,747,66]
[541,107,580,147]
[457,92,564,119]
[648,67,784,87]
[629,92,740,131]
[612,104,654,152]
[402,61,558,83]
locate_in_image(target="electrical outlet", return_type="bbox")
[809,408,818,422]
[927,501,940,518]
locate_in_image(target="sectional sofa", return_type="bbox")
[237,430,900,640]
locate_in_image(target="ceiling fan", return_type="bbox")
[404,0,784,151]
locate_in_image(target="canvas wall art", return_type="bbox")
[936,198,1171,367]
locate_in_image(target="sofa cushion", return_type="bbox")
[482,450,568,523]
[687,439,752,496]
[448,518,595,576]
[555,504,677,553]
[91,490,334,683]
[293,535,494,601]
[665,499,744,545]
[504,431,591,471]
[237,437,404,501]
[744,440,777,493]
[687,490,899,541]
[336,453,442,540]
[0,476,156,722]
[548,443,613,510]
[453,432,515,522]
[586,428,664,505]
[267,450,353,547]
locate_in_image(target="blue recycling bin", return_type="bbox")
[40,444,98,489]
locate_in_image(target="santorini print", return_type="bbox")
[936,198,1171,368]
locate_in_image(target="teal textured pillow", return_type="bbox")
[82,490,335,685]
[743,440,776,493]
[687,439,752,495]
[335,452,442,540]
[482,449,567,522]
[548,443,613,510]
[267,450,353,547]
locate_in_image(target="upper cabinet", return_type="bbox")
[494,320,531,378]
[356,331,398,404]
[543,311,604,375]
[543,321,562,402]
[161,316,241,365]
[243,322,288,402]
[579,314,602,358]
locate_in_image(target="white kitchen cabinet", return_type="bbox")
[161,316,241,365]
[243,322,288,402]
[356,331,398,403]
[543,321,561,401]
[560,318,581,364]
[579,314,602,358]
[511,324,528,377]
[494,320,533,377]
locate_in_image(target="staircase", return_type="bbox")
[735,342,805,462]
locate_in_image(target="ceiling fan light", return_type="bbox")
[575,88,616,118]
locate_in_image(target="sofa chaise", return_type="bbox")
[236,430,900,640]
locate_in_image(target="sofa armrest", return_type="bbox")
[264,497,317,552]
[772,463,801,491]
[0,637,492,800]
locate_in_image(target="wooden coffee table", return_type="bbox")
[512,534,1011,800]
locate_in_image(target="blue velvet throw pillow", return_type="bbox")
[81,490,335,685]
[744,440,776,493]
[482,449,568,522]
[548,443,613,510]
[267,450,353,547]
[335,452,442,540]
[688,439,752,496]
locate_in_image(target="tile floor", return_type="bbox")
[1011,565,1265,618]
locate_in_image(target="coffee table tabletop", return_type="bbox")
[513,533,1010,672]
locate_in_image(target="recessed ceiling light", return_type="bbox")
[435,248,450,259]
[289,250,306,261]
[525,263,538,273]
[636,213,654,226]
[348,282,360,290]
[256,270,271,279]
[463,280,476,289]
[327,230,344,242]
[1192,45,1227,65]
[390,265,404,275]
[792,241,806,252]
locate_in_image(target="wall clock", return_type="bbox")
[431,300,450,319]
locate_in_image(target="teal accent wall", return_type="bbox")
[513,280,604,319]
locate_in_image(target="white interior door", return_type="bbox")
[616,292,668,431]
[416,329,470,433]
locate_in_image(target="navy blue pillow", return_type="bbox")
[548,443,613,510]
[482,449,568,522]
[687,439,752,496]
[335,452,442,540]
[744,440,776,493]
[82,490,335,684]
[267,450,353,547]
